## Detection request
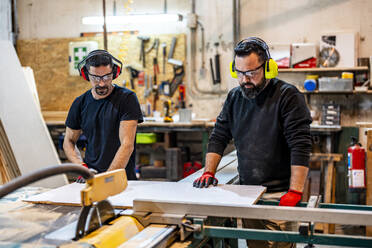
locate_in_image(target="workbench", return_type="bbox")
[43,111,215,167]
[1,150,372,247]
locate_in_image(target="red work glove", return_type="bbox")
[279,189,302,206]
[193,172,218,188]
[76,163,97,183]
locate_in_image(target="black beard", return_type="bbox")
[239,80,266,100]
[95,86,109,96]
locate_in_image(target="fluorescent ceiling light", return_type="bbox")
[82,14,182,25]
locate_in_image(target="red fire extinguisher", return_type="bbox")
[347,137,366,192]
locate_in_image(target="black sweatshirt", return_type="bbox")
[208,78,312,192]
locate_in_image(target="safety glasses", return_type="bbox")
[235,62,265,78]
[88,71,113,83]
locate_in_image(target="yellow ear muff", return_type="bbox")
[229,61,238,79]
[265,59,278,79]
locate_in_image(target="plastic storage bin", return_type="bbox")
[136,133,157,144]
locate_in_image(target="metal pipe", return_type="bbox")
[164,0,168,14]
[187,0,227,99]
[197,20,205,70]
[232,0,240,45]
[103,0,108,50]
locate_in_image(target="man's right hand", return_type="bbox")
[193,172,218,188]
[76,163,97,183]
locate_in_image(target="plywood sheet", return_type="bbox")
[0,41,67,188]
[24,181,266,209]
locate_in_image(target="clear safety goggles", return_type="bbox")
[88,71,113,83]
[235,62,265,78]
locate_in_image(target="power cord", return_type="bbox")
[0,164,94,199]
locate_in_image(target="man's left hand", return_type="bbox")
[279,189,302,206]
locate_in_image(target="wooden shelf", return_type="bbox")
[279,66,368,73]
[301,90,372,94]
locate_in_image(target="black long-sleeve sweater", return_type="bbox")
[208,78,312,192]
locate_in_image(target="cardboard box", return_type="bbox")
[291,43,317,68]
[269,44,290,68]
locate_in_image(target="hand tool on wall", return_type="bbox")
[161,81,170,96]
[151,41,160,111]
[144,75,152,98]
[165,37,185,97]
[138,36,150,68]
[153,80,160,112]
[146,38,159,55]
[209,42,221,84]
[167,37,183,67]
[163,100,173,123]
[168,37,177,60]
[153,40,160,86]
[178,84,186,109]
[138,71,145,86]
[126,66,139,91]
[169,64,185,97]
[153,64,160,111]
[161,42,167,74]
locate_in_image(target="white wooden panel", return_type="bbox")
[0,41,67,188]
[0,0,11,42]
[24,181,266,208]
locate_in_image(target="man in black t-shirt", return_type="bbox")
[63,50,143,181]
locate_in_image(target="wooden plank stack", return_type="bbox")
[0,120,21,184]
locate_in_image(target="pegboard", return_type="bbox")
[16,33,186,116]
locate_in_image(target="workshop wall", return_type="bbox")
[16,0,233,119]
[240,0,372,58]
[237,0,372,126]
[17,0,189,39]
[16,0,372,122]
[17,33,186,112]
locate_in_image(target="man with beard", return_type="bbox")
[63,50,143,182]
[193,37,312,248]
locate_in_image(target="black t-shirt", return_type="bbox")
[65,85,143,179]
[208,78,312,192]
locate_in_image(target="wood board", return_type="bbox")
[0,119,20,183]
[0,41,67,188]
[24,181,266,209]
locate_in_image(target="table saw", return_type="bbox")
[1,151,372,248]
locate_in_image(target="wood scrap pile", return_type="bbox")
[0,120,21,184]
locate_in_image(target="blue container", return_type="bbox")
[304,79,317,91]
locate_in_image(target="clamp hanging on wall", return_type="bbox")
[209,42,221,84]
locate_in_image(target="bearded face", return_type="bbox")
[235,53,267,100]
[239,78,266,100]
